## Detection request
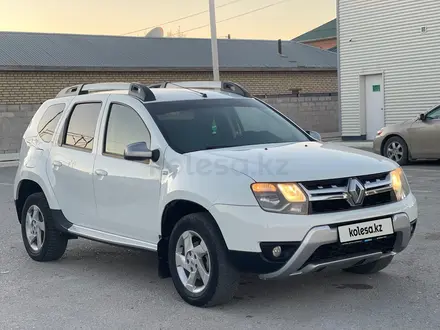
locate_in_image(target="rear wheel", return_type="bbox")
[383,136,408,165]
[168,212,239,307]
[21,193,68,262]
[344,256,394,274]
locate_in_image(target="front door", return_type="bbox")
[408,106,440,159]
[92,96,162,244]
[47,97,107,227]
[365,74,384,140]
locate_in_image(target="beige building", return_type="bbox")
[293,19,337,51]
[0,32,338,155]
[338,0,440,140]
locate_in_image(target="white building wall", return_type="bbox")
[338,0,440,138]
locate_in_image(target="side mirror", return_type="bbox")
[124,142,160,162]
[420,113,426,121]
[306,130,322,141]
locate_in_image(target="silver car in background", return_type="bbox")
[374,105,440,165]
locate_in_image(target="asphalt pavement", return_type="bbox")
[1,164,439,330]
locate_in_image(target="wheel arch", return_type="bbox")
[157,199,225,279]
[381,133,411,158]
[15,170,59,223]
[15,179,45,223]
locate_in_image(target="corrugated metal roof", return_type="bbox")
[0,31,337,71]
[293,19,337,42]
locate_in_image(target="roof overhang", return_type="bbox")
[299,36,337,43]
[0,66,337,72]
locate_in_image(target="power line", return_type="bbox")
[121,0,245,36]
[181,0,292,34]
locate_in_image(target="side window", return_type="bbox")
[427,106,440,120]
[64,103,101,151]
[37,103,65,143]
[104,103,151,157]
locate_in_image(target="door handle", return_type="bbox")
[95,169,108,177]
[52,160,62,168]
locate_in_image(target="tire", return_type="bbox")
[21,192,68,262]
[168,212,240,307]
[344,256,394,274]
[383,136,408,165]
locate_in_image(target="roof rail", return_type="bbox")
[55,82,156,102]
[160,81,251,97]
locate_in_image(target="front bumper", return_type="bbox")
[259,213,415,280]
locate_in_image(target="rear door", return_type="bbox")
[92,95,163,244]
[408,106,440,158]
[47,95,108,228]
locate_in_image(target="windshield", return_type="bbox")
[146,98,311,154]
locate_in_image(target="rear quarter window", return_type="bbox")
[37,103,66,143]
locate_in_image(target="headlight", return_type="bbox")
[251,182,308,215]
[390,167,410,201]
[377,129,384,136]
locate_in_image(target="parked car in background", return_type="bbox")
[374,105,440,165]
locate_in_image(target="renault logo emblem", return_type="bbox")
[347,178,365,206]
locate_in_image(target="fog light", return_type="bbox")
[272,246,282,258]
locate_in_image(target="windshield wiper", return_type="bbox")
[205,145,236,150]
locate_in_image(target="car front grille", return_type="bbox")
[300,172,396,214]
[304,234,396,265]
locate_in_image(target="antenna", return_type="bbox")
[165,82,208,98]
[145,27,164,38]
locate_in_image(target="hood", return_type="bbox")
[383,118,417,133]
[187,142,398,182]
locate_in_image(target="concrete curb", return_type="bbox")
[0,153,19,161]
[0,161,18,168]
[0,153,19,168]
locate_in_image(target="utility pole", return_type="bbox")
[209,0,220,81]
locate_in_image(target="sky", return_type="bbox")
[0,0,335,40]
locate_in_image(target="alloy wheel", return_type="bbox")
[175,230,211,294]
[25,205,45,252]
[386,141,404,162]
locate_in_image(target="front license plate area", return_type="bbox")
[338,218,394,243]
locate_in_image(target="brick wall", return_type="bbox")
[263,94,339,134]
[0,104,41,154]
[0,70,337,104]
[0,70,338,154]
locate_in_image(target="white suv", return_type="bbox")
[14,81,418,307]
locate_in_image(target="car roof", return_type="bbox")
[130,88,246,103]
[55,87,246,103]
[150,88,247,102]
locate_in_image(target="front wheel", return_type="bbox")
[168,212,239,307]
[383,136,408,165]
